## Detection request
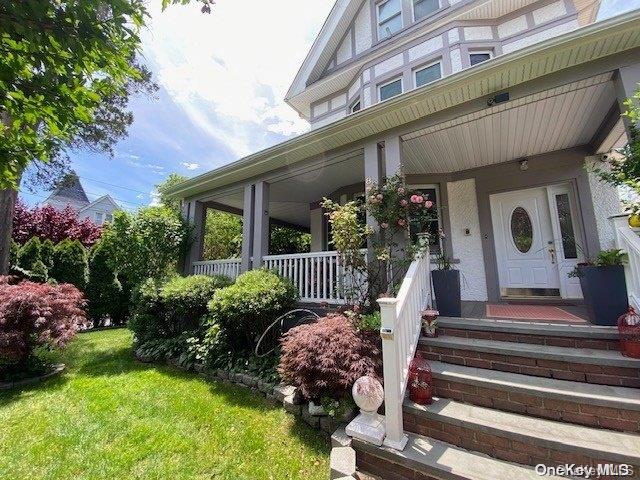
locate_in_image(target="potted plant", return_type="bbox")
[574,249,629,326]
[431,235,461,317]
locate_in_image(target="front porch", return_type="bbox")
[183,66,636,308]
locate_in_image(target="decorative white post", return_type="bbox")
[345,376,386,446]
[378,297,409,450]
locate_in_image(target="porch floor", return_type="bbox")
[461,301,589,325]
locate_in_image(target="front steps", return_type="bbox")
[350,316,640,479]
[429,361,640,432]
[418,336,640,387]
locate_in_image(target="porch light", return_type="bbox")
[519,159,529,171]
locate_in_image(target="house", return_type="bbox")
[43,172,121,225]
[170,0,640,477]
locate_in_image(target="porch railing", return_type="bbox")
[193,258,242,280]
[262,250,366,304]
[613,215,640,310]
[377,248,431,450]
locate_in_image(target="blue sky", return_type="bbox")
[20,0,640,209]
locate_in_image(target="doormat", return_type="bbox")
[485,304,586,323]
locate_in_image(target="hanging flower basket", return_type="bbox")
[618,307,640,358]
[421,309,439,337]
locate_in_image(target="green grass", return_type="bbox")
[0,329,329,480]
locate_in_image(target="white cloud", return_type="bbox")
[181,162,200,171]
[142,0,334,159]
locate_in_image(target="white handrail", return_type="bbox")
[613,216,640,310]
[193,258,242,280]
[377,248,431,450]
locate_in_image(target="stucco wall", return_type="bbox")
[585,157,622,250]
[446,178,488,301]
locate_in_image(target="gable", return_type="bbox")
[79,195,120,214]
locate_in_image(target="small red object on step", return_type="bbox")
[618,307,640,358]
[408,353,433,405]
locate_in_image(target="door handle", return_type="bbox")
[548,247,556,264]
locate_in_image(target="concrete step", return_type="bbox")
[438,317,619,351]
[418,336,640,387]
[429,361,640,432]
[403,398,640,469]
[352,431,567,480]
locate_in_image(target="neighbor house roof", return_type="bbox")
[167,9,640,200]
[77,194,121,214]
[44,171,90,206]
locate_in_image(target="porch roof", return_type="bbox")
[167,9,640,201]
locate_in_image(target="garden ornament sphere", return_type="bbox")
[352,376,384,414]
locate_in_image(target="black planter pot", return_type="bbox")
[577,264,628,326]
[431,269,461,317]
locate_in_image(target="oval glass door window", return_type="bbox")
[510,207,533,253]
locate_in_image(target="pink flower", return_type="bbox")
[376,194,383,200]
[416,195,424,203]
[400,199,408,207]
[410,195,419,203]
[398,219,407,227]
[369,195,378,204]
[380,222,388,229]
[424,200,434,208]
[397,187,405,195]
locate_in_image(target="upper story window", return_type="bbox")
[377,0,402,40]
[413,0,439,21]
[469,50,493,66]
[94,212,104,224]
[414,61,442,88]
[379,78,403,102]
[350,99,362,114]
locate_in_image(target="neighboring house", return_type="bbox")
[43,172,120,225]
[170,2,640,475]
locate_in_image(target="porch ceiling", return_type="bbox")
[401,73,617,174]
[202,154,365,228]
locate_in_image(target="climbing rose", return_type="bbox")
[398,219,407,227]
[397,187,405,195]
[425,200,434,208]
[380,222,388,229]
[400,199,408,207]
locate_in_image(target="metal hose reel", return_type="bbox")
[254,309,320,358]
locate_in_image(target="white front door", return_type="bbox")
[491,187,560,295]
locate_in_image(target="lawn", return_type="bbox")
[0,329,330,480]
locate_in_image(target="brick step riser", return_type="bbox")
[355,450,438,480]
[418,344,640,388]
[432,377,640,433]
[439,327,620,351]
[402,412,639,480]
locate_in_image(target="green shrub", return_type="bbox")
[86,242,129,326]
[207,269,298,351]
[51,239,88,290]
[9,240,19,267]
[40,239,55,268]
[30,260,49,283]
[17,237,42,271]
[129,275,229,344]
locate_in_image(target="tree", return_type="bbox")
[51,239,89,290]
[86,241,128,326]
[100,206,190,286]
[590,86,640,213]
[12,200,102,247]
[0,0,151,274]
[156,173,187,215]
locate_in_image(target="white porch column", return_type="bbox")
[252,181,270,268]
[383,134,402,178]
[240,184,255,272]
[364,140,382,234]
[309,203,324,252]
[182,200,206,274]
[614,62,640,136]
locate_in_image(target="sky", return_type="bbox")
[20,0,640,209]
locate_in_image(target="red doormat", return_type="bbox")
[485,304,586,323]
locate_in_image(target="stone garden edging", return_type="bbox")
[0,363,65,390]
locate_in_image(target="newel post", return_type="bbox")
[378,297,409,450]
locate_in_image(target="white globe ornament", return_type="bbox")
[345,375,387,446]
[352,376,384,414]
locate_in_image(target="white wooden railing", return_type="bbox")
[377,248,431,450]
[263,250,366,303]
[193,258,241,280]
[613,215,640,310]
